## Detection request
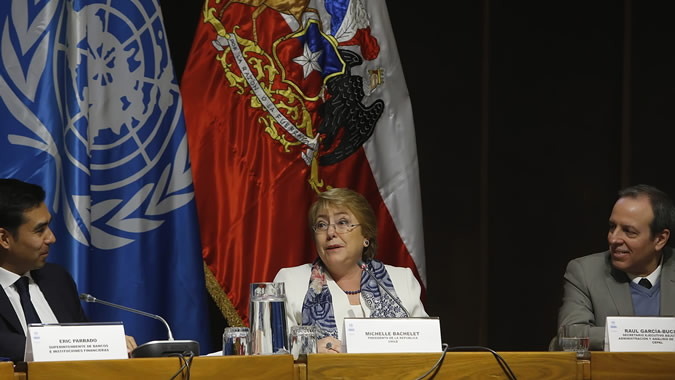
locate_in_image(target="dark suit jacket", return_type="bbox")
[0,263,87,361]
[557,247,675,350]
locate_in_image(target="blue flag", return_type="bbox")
[0,0,210,349]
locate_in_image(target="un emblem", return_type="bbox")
[1,0,193,250]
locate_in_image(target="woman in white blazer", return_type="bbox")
[274,188,427,353]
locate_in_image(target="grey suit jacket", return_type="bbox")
[557,247,675,350]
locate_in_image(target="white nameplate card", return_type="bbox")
[25,322,128,362]
[344,317,442,353]
[605,316,675,352]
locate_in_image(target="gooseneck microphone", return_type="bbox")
[357,261,410,317]
[80,293,175,340]
[80,293,199,357]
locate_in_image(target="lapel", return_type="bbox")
[325,275,349,340]
[604,248,675,316]
[606,255,634,315]
[31,266,66,322]
[0,285,24,334]
[660,248,675,316]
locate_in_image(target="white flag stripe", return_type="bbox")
[362,2,426,284]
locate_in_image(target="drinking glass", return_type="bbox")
[559,324,590,359]
[223,327,250,355]
[289,325,318,359]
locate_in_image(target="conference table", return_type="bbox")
[2,351,675,379]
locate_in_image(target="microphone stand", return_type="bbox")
[80,293,199,357]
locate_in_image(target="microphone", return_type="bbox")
[80,293,199,357]
[357,261,410,317]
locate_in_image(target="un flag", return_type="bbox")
[0,0,210,349]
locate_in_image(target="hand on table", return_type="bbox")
[318,336,342,353]
[125,335,137,357]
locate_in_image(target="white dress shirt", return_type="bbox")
[0,266,58,335]
[627,256,663,287]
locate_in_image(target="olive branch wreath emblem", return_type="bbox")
[1,0,194,250]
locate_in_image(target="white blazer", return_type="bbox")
[273,263,428,343]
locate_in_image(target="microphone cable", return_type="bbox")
[169,351,194,380]
[445,346,518,380]
[414,343,449,380]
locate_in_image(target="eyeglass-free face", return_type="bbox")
[608,195,669,277]
[0,202,55,275]
[313,206,368,276]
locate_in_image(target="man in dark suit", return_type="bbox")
[0,179,135,361]
[556,184,675,350]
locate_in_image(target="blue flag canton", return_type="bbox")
[275,19,345,100]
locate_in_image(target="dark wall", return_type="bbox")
[631,2,675,190]
[386,1,487,348]
[485,1,624,350]
[161,1,675,351]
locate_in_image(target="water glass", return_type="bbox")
[223,327,250,355]
[249,282,288,355]
[289,325,318,359]
[559,324,590,359]
[250,282,286,300]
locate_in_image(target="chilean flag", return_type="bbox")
[182,0,425,326]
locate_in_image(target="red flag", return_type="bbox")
[182,0,425,326]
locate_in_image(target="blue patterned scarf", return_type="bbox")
[301,258,407,339]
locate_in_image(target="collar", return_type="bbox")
[627,255,663,286]
[0,266,36,291]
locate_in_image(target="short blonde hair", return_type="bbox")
[308,188,378,260]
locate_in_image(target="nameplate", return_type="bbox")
[25,323,128,362]
[343,318,442,353]
[605,316,675,352]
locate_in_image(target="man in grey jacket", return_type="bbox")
[556,184,675,350]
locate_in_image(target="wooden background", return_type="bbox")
[159,1,675,351]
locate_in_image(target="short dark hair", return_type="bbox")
[0,179,46,237]
[618,184,675,241]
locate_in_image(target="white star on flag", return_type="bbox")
[293,43,322,79]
